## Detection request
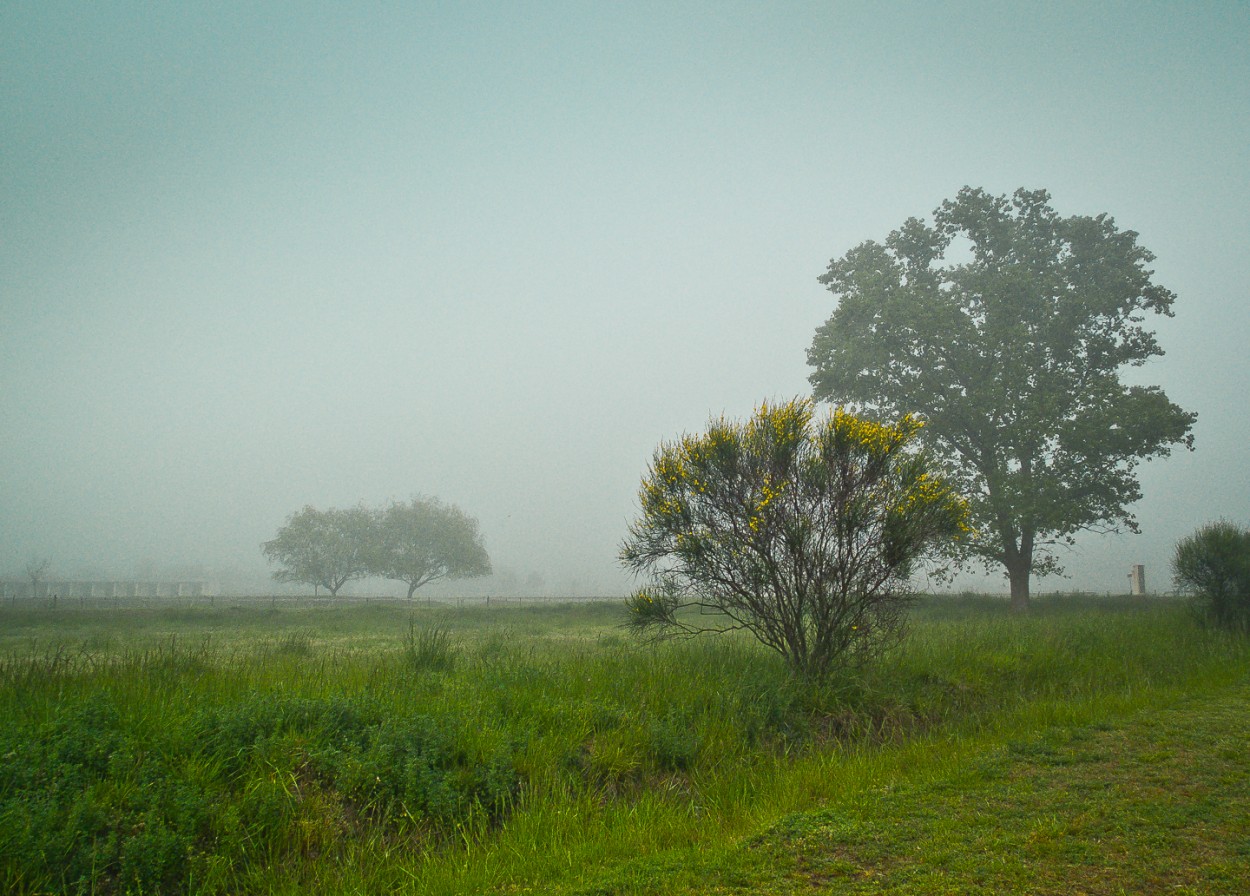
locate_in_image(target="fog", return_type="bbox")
[3,3,1248,596]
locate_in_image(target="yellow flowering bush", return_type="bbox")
[621,398,969,678]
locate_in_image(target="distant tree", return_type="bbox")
[25,558,51,598]
[620,399,969,679]
[494,568,521,594]
[370,498,492,599]
[262,505,372,596]
[1173,521,1250,631]
[808,187,1196,610]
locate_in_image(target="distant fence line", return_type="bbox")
[0,588,1162,612]
[0,589,623,610]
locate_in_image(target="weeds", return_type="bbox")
[402,621,457,672]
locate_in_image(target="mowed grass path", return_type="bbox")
[565,685,1250,895]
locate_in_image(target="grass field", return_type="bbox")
[1,594,1246,894]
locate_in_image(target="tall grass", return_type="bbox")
[0,595,1246,894]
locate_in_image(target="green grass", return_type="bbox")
[596,686,1250,895]
[1,594,1246,894]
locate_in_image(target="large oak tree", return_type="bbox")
[807,187,1196,609]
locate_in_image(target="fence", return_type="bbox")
[0,590,623,611]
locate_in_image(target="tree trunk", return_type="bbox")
[1007,560,1031,612]
[1000,518,1033,612]
[407,582,418,600]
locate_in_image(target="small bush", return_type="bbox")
[1173,520,1250,631]
[620,399,970,678]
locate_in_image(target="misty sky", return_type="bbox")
[3,2,1248,595]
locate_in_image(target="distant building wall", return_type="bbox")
[0,580,216,599]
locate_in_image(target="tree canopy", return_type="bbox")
[371,498,492,599]
[262,499,491,598]
[620,399,969,678]
[262,505,373,596]
[807,187,1196,609]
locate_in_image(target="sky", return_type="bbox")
[2,1,1248,596]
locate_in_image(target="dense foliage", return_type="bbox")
[808,187,1196,608]
[262,498,490,596]
[1,688,519,895]
[621,399,970,677]
[1173,520,1250,631]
